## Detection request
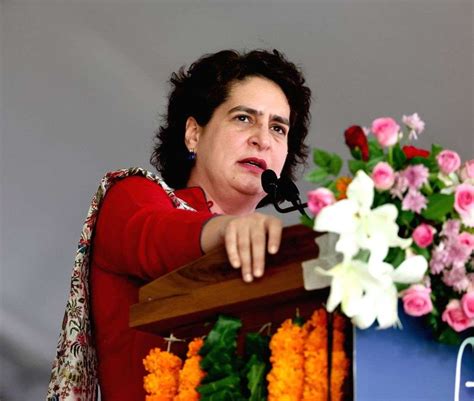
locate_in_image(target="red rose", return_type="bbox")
[402,145,430,160]
[344,125,369,161]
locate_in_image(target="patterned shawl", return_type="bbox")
[46,168,196,401]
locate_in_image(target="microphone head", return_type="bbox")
[278,175,300,203]
[261,169,279,197]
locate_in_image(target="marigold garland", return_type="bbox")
[267,318,307,401]
[302,309,328,401]
[143,348,182,401]
[173,338,206,401]
[330,313,350,401]
[143,311,350,401]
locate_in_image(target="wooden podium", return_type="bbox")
[130,224,353,399]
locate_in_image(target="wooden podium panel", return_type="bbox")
[129,225,353,399]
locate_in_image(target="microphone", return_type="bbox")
[261,169,280,201]
[278,175,309,218]
[261,169,308,216]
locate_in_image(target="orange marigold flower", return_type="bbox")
[174,338,206,401]
[302,309,328,401]
[143,348,182,400]
[143,348,182,373]
[186,337,204,358]
[267,319,307,401]
[335,176,352,200]
[331,313,350,401]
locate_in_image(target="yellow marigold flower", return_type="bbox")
[331,313,350,401]
[267,319,307,401]
[335,176,352,200]
[174,338,206,401]
[302,309,328,401]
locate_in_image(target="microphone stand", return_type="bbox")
[272,200,309,217]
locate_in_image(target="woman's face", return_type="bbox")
[186,76,290,210]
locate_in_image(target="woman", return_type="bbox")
[47,49,311,401]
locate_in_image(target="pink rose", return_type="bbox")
[412,223,435,248]
[458,232,474,252]
[371,117,400,147]
[460,160,474,182]
[436,150,461,175]
[442,299,473,332]
[371,162,395,190]
[402,285,433,317]
[307,188,336,216]
[461,292,474,318]
[454,183,474,227]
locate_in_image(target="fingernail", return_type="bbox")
[244,274,253,282]
[231,259,240,268]
[269,245,277,254]
[254,269,263,277]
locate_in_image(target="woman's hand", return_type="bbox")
[201,213,283,282]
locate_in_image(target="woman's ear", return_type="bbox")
[184,117,201,150]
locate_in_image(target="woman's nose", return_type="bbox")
[249,124,271,149]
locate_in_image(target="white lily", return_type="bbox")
[315,252,428,329]
[315,170,412,261]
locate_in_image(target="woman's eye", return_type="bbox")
[235,115,251,123]
[272,125,287,135]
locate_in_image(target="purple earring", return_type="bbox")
[187,148,196,161]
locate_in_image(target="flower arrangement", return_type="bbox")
[304,113,474,344]
[143,312,350,400]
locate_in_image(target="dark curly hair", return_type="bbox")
[150,49,312,195]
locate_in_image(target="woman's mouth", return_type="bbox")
[238,158,268,173]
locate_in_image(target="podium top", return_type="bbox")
[129,225,323,334]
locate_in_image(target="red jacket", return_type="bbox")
[90,176,213,400]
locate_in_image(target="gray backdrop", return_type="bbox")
[0,1,472,400]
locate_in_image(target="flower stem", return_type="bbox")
[388,147,394,166]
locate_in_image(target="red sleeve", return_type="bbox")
[91,176,214,281]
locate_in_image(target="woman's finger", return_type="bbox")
[250,222,266,278]
[224,221,240,269]
[266,217,283,255]
[236,225,253,282]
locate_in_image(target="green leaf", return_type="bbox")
[368,138,384,158]
[300,214,314,228]
[313,148,332,169]
[430,144,443,158]
[348,160,366,175]
[421,193,455,222]
[328,154,343,176]
[397,210,415,227]
[349,147,363,161]
[392,144,407,170]
[327,180,337,193]
[198,376,241,395]
[395,283,410,292]
[385,247,405,267]
[305,168,329,184]
[411,244,430,260]
[246,359,267,401]
[408,156,433,169]
[437,326,461,345]
[366,156,385,170]
[199,315,244,397]
[242,334,270,401]
[244,333,270,362]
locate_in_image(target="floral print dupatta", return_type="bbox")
[46,168,195,401]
